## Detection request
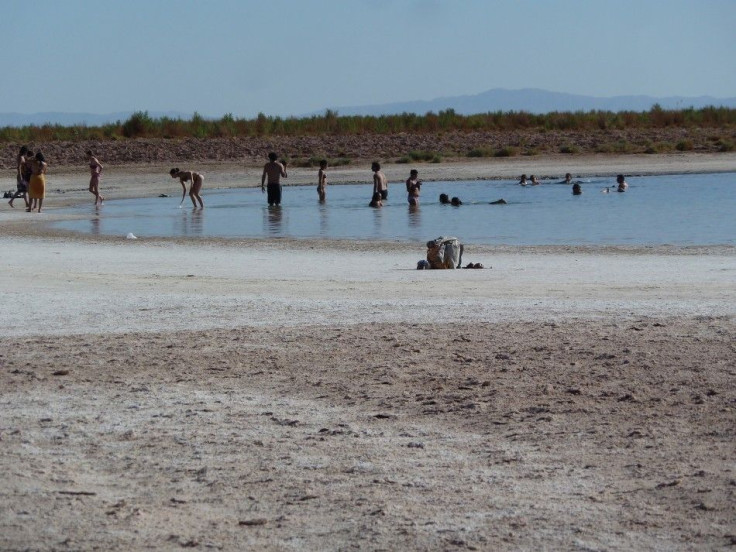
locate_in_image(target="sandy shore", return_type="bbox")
[1,155,735,550]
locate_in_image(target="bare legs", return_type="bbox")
[89,177,104,205]
[26,198,41,212]
[8,190,29,209]
[190,176,204,209]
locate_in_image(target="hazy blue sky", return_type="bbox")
[2,0,734,118]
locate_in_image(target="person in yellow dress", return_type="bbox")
[28,151,47,213]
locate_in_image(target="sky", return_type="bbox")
[1,0,735,118]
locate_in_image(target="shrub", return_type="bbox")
[121,111,154,138]
[467,147,494,157]
[676,140,694,151]
[494,146,519,157]
[407,150,437,162]
[717,140,734,152]
[559,145,579,154]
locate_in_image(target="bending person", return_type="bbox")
[170,168,204,208]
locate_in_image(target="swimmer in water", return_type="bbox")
[616,174,628,192]
[369,192,383,208]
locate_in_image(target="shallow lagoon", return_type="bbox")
[54,173,735,245]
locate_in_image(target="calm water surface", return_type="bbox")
[54,173,736,245]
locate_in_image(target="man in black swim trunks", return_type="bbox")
[261,152,287,206]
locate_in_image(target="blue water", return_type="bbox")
[54,173,736,245]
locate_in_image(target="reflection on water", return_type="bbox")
[173,209,204,236]
[318,202,329,236]
[90,214,100,235]
[371,206,384,237]
[265,205,283,236]
[408,204,421,229]
[52,173,736,246]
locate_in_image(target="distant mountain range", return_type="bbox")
[315,88,736,117]
[2,89,736,127]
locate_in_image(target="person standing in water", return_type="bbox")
[87,150,105,206]
[262,152,287,206]
[372,162,388,200]
[28,151,47,213]
[9,146,29,209]
[317,159,327,202]
[405,169,421,206]
[169,168,204,208]
[616,174,628,192]
[369,192,383,208]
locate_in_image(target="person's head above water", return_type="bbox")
[439,193,450,204]
[451,197,462,206]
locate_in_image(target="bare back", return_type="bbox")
[263,161,286,184]
[373,171,388,193]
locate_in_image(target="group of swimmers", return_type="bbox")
[519,172,629,195]
[176,161,629,208]
[8,146,630,214]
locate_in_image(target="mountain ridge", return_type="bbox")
[318,88,736,117]
[2,89,735,127]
